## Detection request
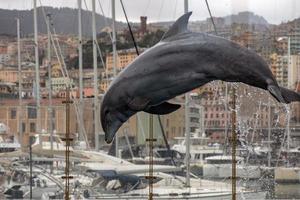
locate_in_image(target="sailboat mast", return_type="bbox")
[268,97,271,167]
[184,0,188,13]
[78,0,84,141]
[184,0,190,188]
[225,83,228,153]
[231,88,237,200]
[33,0,41,137]
[46,14,54,157]
[287,37,291,152]
[92,0,99,151]
[112,0,119,157]
[17,18,22,146]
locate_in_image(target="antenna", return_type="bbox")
[33,0,41,142]
[183,0,191,188]
[16,17,23,147]
[231,88,237,200]
[111,0,119,157]
[78,0,84,145]
[46,13,54,173]
[62,87,73,200]
[92,0,100,151]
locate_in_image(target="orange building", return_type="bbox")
[0,45,7,54]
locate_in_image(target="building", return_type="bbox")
[0,67,47,84]
[196,83,279,144]
[136,96,186,145]
[46,77,75,92]
[101,48,145,91]
[140,16,147,34]
[289,27,300,54]
[269,53,289,87]
[0,82,16,94]
[0,54,10,63]
[291,83,300,124]
[289,55,300,89]
[231,31,256,49]
[0,99,69,147]
[0,44,7,54]
[0,97,138,148]
[105,48,142,72]
[269,53,300,89]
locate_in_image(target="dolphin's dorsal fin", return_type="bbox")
[161,12,192,41]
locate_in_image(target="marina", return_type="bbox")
[1,0,300,199]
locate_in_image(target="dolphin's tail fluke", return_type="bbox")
[280,86,300,103]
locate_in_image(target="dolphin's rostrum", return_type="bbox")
[101,12,300,144]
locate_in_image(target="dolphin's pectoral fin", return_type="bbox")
[128,97,150,111]
[268,85,286,103]
[279,86,300,103]
[144,102,181,115]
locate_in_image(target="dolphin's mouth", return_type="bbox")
[105,135,113,144]
[104,119,123,144]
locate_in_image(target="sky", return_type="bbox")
[1,0,300,24]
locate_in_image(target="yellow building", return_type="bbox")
[51,63,63,78]
[106,48,141,72]
[0,68,47,83]
[101,48,145,92]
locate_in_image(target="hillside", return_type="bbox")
[223,11,269,25]
[0,7,126,37]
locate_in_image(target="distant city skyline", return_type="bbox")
[1,0,300,24]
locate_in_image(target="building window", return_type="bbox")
[22,123,26,132]
[190,117,199,123]
[190,127,196,133]
[28,107,37,119]
[30,122,36,132]
[52,122,56,130]
[10,108,17,119]
[190,108,199,113]
[171,127,175,134]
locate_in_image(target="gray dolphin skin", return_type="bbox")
[101,12,300,144]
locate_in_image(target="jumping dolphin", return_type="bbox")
[101,12,300,143]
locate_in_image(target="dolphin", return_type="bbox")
[101,12,300,143]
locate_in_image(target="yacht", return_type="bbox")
[172,132,223,165]
[0,133,266,199]
[203,155,262,179]
[0,126,21,154]
[76,151,266,199]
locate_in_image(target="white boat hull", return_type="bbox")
[275,167,300,183]
[203,164,261,179]
[86,191,266,199]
